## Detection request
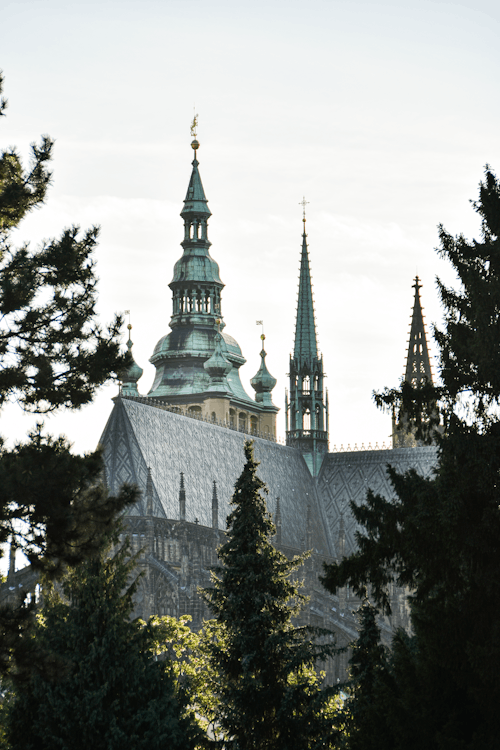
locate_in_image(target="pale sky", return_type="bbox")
[2,0,499,454]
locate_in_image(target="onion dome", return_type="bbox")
[250,334,277,406]
[204,331,231,392]
[121,324,143,397]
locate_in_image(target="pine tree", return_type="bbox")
[322,168,500,749]
[204,440,343,750]
[7,538,201,750]
[0,72,135,675]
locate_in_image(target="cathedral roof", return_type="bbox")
[99,397,332,554]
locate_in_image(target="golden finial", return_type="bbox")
[191,113,199,152]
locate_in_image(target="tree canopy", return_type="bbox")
[322,167,500,750]
[0,71,135,677]
[7,538,201,750]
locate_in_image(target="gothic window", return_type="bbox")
[250,415,258,435]
[303,375,310,392]
[303,410,311,430]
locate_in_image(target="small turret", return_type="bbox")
[250,334,277,407]
[121,323,143,397]
[204,331,231,392]
[179,472,186,522]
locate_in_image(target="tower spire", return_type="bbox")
[405,276,433,387]
[393,277,434,447]
[286,205,328,476]
[294,208,318,365]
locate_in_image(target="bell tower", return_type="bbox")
[286,202,328,475]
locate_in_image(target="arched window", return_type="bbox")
[303,410,311,430]
[229,409,236,428]
[188,405,202,416]
[211,411,217,423]
[239,412,247,432]
[250,415,258,435]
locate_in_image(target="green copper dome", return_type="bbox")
[250,335,277,407]
[121,327,143,397]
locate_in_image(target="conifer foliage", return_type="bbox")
[7,538,201,750]
[0,72,135,674]
[322,168,500,750]
[204,440,342,750]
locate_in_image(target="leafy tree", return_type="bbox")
[7,538,201,750]
[204,440,344,750]
[322,168,500,750]
[0,71,135,674]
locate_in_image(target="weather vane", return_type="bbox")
[299,196,309,222]
[190,112,198,138]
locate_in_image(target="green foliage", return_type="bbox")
[0,72,135,677]
[322,168,500,749]
[7,539,201,750]
[146,614,222,738]
[342,600,393,750]
[204,440,344,750]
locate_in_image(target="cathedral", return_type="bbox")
[98,134,437,680]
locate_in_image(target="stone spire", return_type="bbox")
[393,277,434,447]
[120,323,143,397]
[250,334,277,407]
[145,466,154,515]
[404,276,433,387]
[179,472,186,522]
[211,480,219,531]
[286,206,328,476]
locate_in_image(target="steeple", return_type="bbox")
[405,276,433,387]
[120,322,143,397]
[286,203,328,476]
[294,231,318,366]
[393,277,434,447]
[148,134,254,411]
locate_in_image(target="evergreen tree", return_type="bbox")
[343,599,393,750]
[7,538,201,750]
[0,72,135,674]
[322,168,500,749]
[204,440,343,750]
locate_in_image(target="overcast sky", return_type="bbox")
[2,0,499,454]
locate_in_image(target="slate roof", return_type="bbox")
[99,397,438,561]
[317,446,437,555]
[99,397,333,555]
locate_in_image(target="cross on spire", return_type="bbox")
[299,197,309,224]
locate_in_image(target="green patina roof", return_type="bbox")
[293,229,318,365]
[181,156,211,218]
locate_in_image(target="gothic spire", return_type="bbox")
[294,221,318,366]
[404,276,433,387]
[286,206,328,476]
